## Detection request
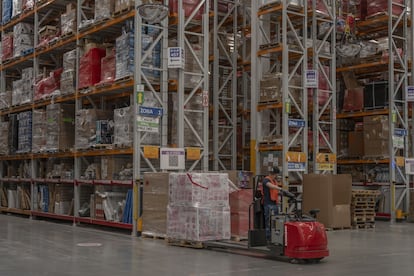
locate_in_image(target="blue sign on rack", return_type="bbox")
[394,128,407,137]
[288,119,306,128]
[138,106,163,117]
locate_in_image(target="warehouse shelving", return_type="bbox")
[336,0,411,221]
[251,0,309,187]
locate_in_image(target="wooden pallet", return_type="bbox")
[115,75,133,84]
[60,31,75,40]
[142,232,166,240]
[259,42,281,50]
[78,87,92,94]
[166,238,204,249]
[352,223,375,229]
[231,235,248,242]
[325,226,352,231]
[93,17,110,25]
[113,6,134,17]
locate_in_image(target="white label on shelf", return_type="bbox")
[160,147,185,170]
[405,158,414,175]
[137,115,159,133]
[407,86,414,102]
[168,47,185,68]
[287,162,306,172]
[202,90,209,107]
[305,69,318,88]
[393,135,404,149]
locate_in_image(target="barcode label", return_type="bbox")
[169,155,179,167]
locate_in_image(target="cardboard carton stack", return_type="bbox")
[101,156,131,180]
[351,190,379,228]
[60,49,76,95]
[363,115,389,158]
[46,104,75,152]
[1,33,13,61]
[32,109,47,153]
[17,111,32,153]
[167,173,230,242]
[12,67,33,106]
[303,174,352,229]
[75,109,111,149]
[0,122,9,155]
[259,73,282,103]
[229,189,252,238]
[115,30,134,80]
[143,173,170,237]
[53,184,74,215]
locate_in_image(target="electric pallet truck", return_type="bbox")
[204,175,329,263]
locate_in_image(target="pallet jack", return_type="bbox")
[204,175,329,263]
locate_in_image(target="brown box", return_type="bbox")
[363,115,389,158]
[142,172,170,237]
[303,174,352,228]
[348,131,364,157]
[226,170,253,189]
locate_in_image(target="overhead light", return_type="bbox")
[137,0,169,24]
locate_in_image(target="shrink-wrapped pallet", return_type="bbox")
[95,0,114,21]
[17,111,32,153]
[75,109,112,149]
[78,48,106,89]
[113,106,133,147]
[0,122,9,155]
[32,109,47,153]
[46,104,75,152]
[1,33,13,61]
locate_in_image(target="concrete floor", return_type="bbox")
[1,215,413,276]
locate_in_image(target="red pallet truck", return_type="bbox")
[204,175,329,263]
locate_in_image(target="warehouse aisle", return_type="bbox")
[1,215,413,276]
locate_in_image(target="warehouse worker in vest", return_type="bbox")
[262,166,283,241]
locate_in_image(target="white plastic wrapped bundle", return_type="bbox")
[76,109,111,149]
[0,91,12,110]
[168,173,229,207]
[113,106,133,147]
[12,0,22,18]
[12,80,23,106]
[167,205,231,241]
[115,32,134,80]
[95,0,113,21]
[61,8,76,36]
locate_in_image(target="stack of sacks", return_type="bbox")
[31,109,46,153]
[34,68,63,101]
[167,173,231,242]
[75,109,111,149]
[78,48,106,89]
[113,106,133,147]
[1,33,13,61]
[60,49,76,95]
[13,22,34,57]
[229,189,252,238]
[46,104,75,152]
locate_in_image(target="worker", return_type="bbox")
[262,166,283,242]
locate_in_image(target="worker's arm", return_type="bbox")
[265,181,282,190]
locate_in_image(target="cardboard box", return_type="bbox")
[101,156,130,180]
[226,171,253,189]
[303,174,352,228]
[363,115,389,157]
[348,131,364,157]
[142,172,170,236]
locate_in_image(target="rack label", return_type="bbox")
[137,116,159,133]
[287,162,306,172]
[138,106,163,117]
[160,148,185,170]
[168,47,185,68]
[288,119,305,128]
[407,86,414,102]
[305,69,318,88]
[405,158,414,175]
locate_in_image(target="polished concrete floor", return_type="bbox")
[1,215,413,276]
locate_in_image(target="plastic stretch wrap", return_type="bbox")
[0,122,9,155]
[115,32,134,80]
[75,109,112,149]
[2,34,13,61]
[32,109,46,153]
[60,49,77,95]
[2,0,12,23]
[12,0,22,18]
[113,106,133,147]
[0,91,12,110]
[13,23,34,57]
[169,0,204,20]
[100,50,116,84]
[114,0,134,13]
[367,0,403,17]
[61,8,76,36]
[169,173,229,207]
[34,69,63,101]
[17,111,32,153]
[78,48,106,89]
[46,104,75,152]
[95,0,114,21]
